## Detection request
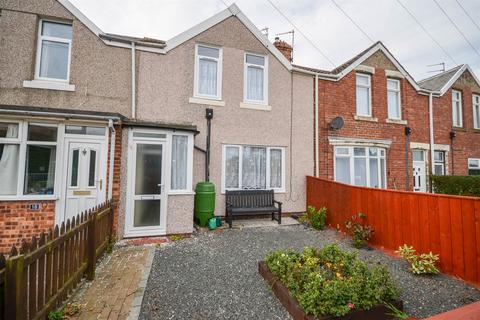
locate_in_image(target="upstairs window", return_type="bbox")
[387,79,401,119]
[356,74,372,117]
[473,94,480,129]
[469,159,480,176]
[36,20,73,81]
[244,53,268,104]
[452,90,463,127]
[194,44,222,99]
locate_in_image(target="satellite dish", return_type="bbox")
[329,117,344,130]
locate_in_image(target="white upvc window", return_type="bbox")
[473,94,480,129]
[334,146,386,188]
[35,20,73,82]
[468,158,480,176]
[452,90,463,127]
[170,134,193,193]
[387,78,401,120]
[244,53,268,105]
[222,145,285,192]
[0,121,59,198]
[356,73,372,117]
[433,150,446,175]
[194,44,222,100]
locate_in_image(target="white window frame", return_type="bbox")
[387,78,401,120]
[221,144,285,193]
[433,150,446,175]
[0,120,62,200]
[169,132,194,194]
[193,43,222,100]
[35,19,73,82]
[356,73,372,117]
[452,90,463,127]
[468,158,480,175]
[333,146,387,188]
[243,52,268,105]
[473,94,480,129]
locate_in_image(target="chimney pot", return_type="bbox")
[273,38,293,62]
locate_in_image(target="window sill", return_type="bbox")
[23,80,75,92]
[473,128,480,133]
[452,126,467,132]
[189,97,225,107]
[386,118,407,125]
[168,191,195,196]
[354,115,378,122]
[239,102,271,111]
[0,195,58,201]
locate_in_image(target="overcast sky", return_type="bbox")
[69,0,480,80]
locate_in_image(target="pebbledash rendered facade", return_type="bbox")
[0,1,479,252]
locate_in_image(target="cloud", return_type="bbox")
[69,0,480,80]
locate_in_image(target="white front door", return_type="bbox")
[412,149,426,192]
[125,139,167,237]
[64,140,106,221]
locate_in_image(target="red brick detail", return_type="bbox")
[106,125,123,235]
[0,200,55,253]
[273,38,293,62]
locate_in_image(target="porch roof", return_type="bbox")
[122,119,199,134]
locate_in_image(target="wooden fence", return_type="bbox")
[0,201,115,320]
[306,176,480,287]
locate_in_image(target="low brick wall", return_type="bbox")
[0,200,55,253]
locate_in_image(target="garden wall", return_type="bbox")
[306,176,480,287]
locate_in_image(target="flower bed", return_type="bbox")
[260,244,403,319]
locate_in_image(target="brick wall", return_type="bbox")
[0,201,55,253]
[105,125,123,235]
[432,70,480,175]
[317,50,430,191]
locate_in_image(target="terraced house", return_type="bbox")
[296,42,480,192]
[0,0,314,251]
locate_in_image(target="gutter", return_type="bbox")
[131,41,136,119]
[0,108,122,122]
[315,74,319,177]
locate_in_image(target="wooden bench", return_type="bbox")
[225,189,282,228]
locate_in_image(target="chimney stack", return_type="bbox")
[273,37,293,62]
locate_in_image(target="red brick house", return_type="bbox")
[294,42,480,192]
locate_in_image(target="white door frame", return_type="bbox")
[124,129,169,237]
[57,131,108,225]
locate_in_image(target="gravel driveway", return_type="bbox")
[139,225,480,319]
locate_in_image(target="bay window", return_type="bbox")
[0,121,58,198]
[223,145,284,192]
[387,79,401,119]
[36,20,73,81]
[244,53,268,104]
[468,158,480,176]
[194,44,222,99]
[452,90,463,127]
[334,146,386,188]
[356,74,372,117]
[473,94,480,129]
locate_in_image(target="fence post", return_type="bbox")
[5,254,26,320]
[86,209,97,281]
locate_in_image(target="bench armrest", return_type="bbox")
[273,200,282,205]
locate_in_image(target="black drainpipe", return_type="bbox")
[205,108,214,182]
[405,126,412,191]
[450,131,456,175]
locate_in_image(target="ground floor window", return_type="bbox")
[468,158,480,176]
[0,121,58,196]
[334,146,386,188]
[223,145,284,192]
[433,151,445,175]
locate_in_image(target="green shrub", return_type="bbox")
[345,213,374,248]
[48,310,64,320]
[300,206,327,230]
[265,244,400,317]
[395,244,440,275]
[431,175,480,197]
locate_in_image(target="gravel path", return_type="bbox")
[139,225,480,319]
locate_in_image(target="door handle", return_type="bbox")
[97,179,103,190]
